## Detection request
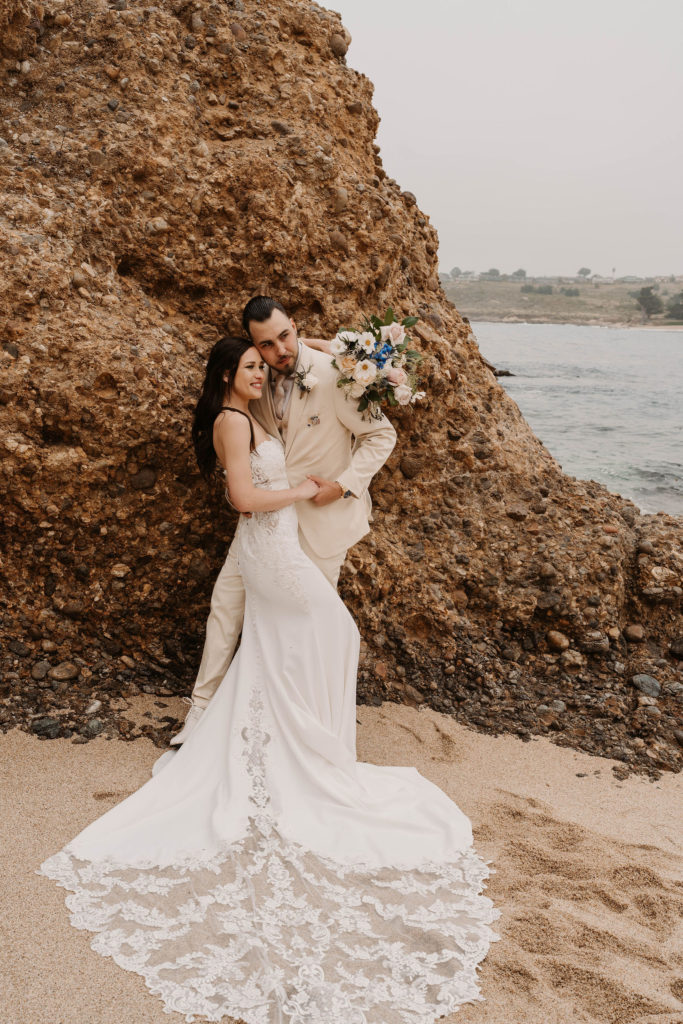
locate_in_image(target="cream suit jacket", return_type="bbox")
[250,346,396,559]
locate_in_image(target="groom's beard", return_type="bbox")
[273,350,297,375]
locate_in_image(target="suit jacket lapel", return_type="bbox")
[284,376,307,455]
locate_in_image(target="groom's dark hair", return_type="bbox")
[242,296,288,337]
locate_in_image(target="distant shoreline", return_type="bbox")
[469,316,683,331]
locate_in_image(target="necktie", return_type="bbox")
[274,374,287,421]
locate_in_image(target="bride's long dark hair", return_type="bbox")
[192,336,256,480]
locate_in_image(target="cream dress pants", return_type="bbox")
[191,530,347,708]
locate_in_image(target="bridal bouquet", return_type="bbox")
[330,309,424,420]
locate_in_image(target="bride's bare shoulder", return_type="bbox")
[213,409,252,448]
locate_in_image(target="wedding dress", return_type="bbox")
[40,437,499,1024]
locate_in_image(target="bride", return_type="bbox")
[40,336,499,1024]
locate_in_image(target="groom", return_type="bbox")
[171,296,397,744]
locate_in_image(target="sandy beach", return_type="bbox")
[2,696,681,1024]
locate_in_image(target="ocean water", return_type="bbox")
[471,322,683,517]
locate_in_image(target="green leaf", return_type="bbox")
[384,307,394,325]
[402,316,418,328]
[387,392,399,406]
[357,397,368,412]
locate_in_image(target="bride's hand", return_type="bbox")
[296,477,321,501]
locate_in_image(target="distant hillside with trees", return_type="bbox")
[439,270,683,326]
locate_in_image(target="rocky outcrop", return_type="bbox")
[1,0,681,773]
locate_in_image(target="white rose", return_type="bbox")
[394,383,413,405]
[352,359,377,387]
[357,332,376,354]
[380,322,406,346]
[411,390,426,403]
[330,333,353,355]
[349,380,366,398]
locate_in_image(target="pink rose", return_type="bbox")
[386,367,407,386]
[380,323,406,346]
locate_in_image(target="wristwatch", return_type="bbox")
[336,481,353,499]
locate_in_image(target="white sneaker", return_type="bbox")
[170,702,204,746]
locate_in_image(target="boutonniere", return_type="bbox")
[294,364,318,397]
[306,414,321,428]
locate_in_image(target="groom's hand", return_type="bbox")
[300,337,332,355]
[308,475,343,507]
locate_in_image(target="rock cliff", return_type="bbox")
[1,0,681,772]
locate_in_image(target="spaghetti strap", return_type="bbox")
[218,405,255,451]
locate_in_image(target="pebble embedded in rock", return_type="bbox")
[580,631,610,654]
[506,505,529,522]
[332,186,348,213]
[145,217,170,235]
[399,456,421,479]
[83,718,103,737]
[130,466,157,489]
[546,630,569,651]
[31,660,51,681]
[85,700,102,715]
[624,623,645,643]
[330,33,348,57]
[329,229,348,253]
[48,662,80,681]
[631,674,661,698]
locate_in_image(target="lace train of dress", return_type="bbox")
[40,438,499,1024]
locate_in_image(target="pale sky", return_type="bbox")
[331,0,683,278]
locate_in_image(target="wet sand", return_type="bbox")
[3,697,682,1024]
